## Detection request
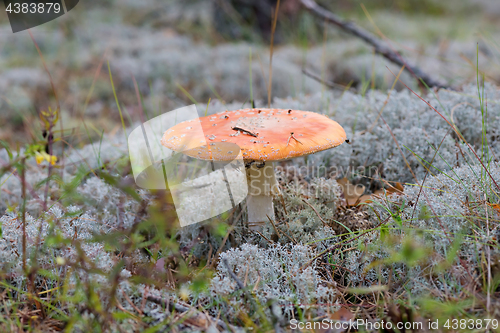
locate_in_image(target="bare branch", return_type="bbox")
[223,258,245,290]
[302,68,357,92]
[300,0,449,89]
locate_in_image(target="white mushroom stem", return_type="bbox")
[246,161,280,231]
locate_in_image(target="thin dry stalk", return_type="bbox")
[301,198,328,227]
[381,110,475,282]
[121,288,143,315]
[266,214,281,238]
[21,157,27,272]
[302,216,391,269]
[223,258,245,290]
[254,230,274,244]
[302,68,355,92]
[485,194,491,314]
[209,225,235,269]
[388,66,500,192]
[409,128,452,221]
[267,0,281,108]
[43,127,54,211]
[146,295,232,331]
[28,30,63,188]
[361,65,405,135]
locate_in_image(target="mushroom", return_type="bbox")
[161,108,346,230]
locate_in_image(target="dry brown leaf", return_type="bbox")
[382,180,404,195]
[394,182,404,193]
[329,307,354,322]
[338,178,404,207]
[310,307,355,333]
[338,177,365,206]
[487,202,500,214]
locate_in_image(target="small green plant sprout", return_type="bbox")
[26,106,60,165]
[39,107,59,133]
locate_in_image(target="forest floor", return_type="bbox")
[0,0,500,332]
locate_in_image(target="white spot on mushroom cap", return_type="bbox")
[229,131,240,137]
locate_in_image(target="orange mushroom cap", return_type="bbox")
[161,108,346,162]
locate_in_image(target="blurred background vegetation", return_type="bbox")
[0,0,499,146]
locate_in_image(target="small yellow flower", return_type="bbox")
[35,151,57,165]
[35,152,44,165]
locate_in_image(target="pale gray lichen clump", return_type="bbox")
[0,207,124,288]
[272,83,500,182]
[326,163,500,296]
[207,243,339,318]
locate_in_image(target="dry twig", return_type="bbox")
[302,68,356,92]
[146,295,232,331]
[223,258,245,290]
[300,0,449,89]
[485,194,491,314]
[301,199,329,227]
